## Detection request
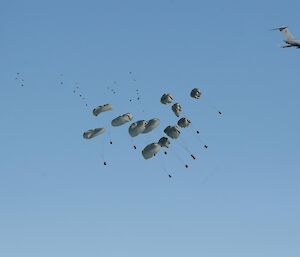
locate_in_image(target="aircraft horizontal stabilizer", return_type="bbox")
[271,26,288,31]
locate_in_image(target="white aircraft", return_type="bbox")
[271,26,300,48]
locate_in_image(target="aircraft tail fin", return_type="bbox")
[271,26,294,41]
[281,27,294,41]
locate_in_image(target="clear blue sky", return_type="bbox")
[0,0,299,256]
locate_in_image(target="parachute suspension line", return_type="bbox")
[108,80,118,96]
[177,140,196,161]
[127,72,143,112]
[177,136,196,161]
[99,136,108,166]
[129,137,137,150]
[140,131,151,149]
[188,122,199,134]
[158,152,173,179]
[178,110,208,149]
[168,146,190,169]
[177,110,204,147]
[198,97,222,116]
[134,89,146,116]
[207,104,222,116]
[189,124,208,149]
[107,127,113,145]
[72,81,90,110]
[138,93,145,114]
[106,81,118,102]
[199,166,221,186]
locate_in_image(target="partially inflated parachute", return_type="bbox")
[160,93,173,104]
[128,120,147,137]
[172,103,182,117]
[158,136,170,148]
[177,117,191,128]
[190,88,201,99]
[142,118,160,134]
[164,125,180,139]
[142,143,161,159]
[83,128,105,139]
[93,104,112,116]
[111,113,133,126]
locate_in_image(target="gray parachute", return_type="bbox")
[164,125,180,139]
[83,128,106,139]
[190,88,201,99]
[111,113,133,126]
[142,118,160,134]
[158,137,170,148]
[93,104,113,116]
[128,118,160,137]
[172,103,182,117]
[128,120,147,137]
[177,117,191,128]
[142,143,161,159]
[160,93,173,104]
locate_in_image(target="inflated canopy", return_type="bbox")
[111,113,133,126]
[93,104,113,116]
[129,120,147,137]
[177,117,191,128]
[172,103,182,117]
[164,125,180,139]
[142,118,160,134]
[190,88,201,99]
[160,93,173,104]
[158,137,170,148]
[142,143,161,159]
[83,128,106,139]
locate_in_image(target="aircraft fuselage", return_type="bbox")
[285,39,300,47]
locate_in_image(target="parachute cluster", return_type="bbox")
[13,71,219,178]
[83,87,221,178]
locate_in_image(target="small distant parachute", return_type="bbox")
[177,117,191,128]
[160,93,173,104]
[190,88,201,99]
[93,104,113,116]
[158,136,170,148]
[129,120,147,137]
[83,128,106,139]
[111,113,133,126]
[142,143,161,159]
[164,125,180,139]
[142,118,160,134]
[172,103,182,117]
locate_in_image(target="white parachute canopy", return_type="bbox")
[111,113,133,126]
[142,118,160,134]
[190,88,202,99]
[128,120,147,137]
[172,103,182,117]
[83,128,106,139]
[177,117,191,128]
[93,104,113,116]
[160,93,173,104]
[142,143,161,159]
[164,125,180,139]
